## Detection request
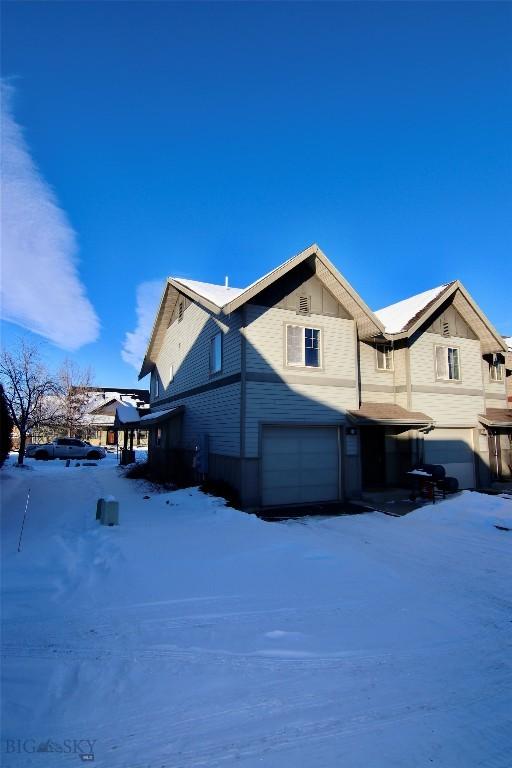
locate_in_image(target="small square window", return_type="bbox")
[376,343,393,371]
[210,332,222,374]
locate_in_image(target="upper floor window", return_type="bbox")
[376,343,393,371]
[286,325,321,368]
[153,371,160,398]
[435,345,460,381]
[209,332,222,374]
[489,354,504,382]
[169,364,174,384]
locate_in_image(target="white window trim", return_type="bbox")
[209,331,223,375]
[153,371,160,398]
[375,342,394,372]
[435,344,461,381]
[489,357,504,382]
[169,364,174,385]
[285,324,322,369]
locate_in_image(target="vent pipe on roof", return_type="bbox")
[224,276,229,288]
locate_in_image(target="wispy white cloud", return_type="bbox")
[122,280,164,371]
[0,82,99,350]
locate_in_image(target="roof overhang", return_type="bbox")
[383,281,507,354]
[222,244,385,340]
[138,244,385,378]
[348,403,433,427]
[115,404,184,430]
[479,409,512,428]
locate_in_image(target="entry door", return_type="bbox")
[261,426,340,507]
[360,427,386,488]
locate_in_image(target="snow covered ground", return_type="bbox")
[1,455,511,767]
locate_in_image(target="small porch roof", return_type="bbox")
[114,404,184,430]
[348,402,433,426]
[479,408,512,428]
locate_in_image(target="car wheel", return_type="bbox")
[35,451,49,461]
[87,451,101,460]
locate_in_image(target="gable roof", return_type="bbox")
[376,280,507,354]
[139,244,384,378]
[375,282,455,334]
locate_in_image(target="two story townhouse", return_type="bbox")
[357,282,511,490]
[130,244,510,509]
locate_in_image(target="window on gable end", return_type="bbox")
[286,325,321,368]
[435,345,460,381]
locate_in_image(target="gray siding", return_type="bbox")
[359,340,394,404]
[244,305,357,380]
[359,340,409,406]
[482,356,508,408]
[152,299,242,457]
[154,301,242,398]
[243,304,358,457]
[410,332,485,424]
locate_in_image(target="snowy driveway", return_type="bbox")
[1,457,511,767]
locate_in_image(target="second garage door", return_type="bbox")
[261,426,340,507]
[423,427,475,489]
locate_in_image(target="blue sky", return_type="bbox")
[2,1,511,387]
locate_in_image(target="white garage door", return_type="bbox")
[261,426,340,506]
[423,428,475,489]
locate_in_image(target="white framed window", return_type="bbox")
[209,332,222,374]
[489,355,504,382]
[376,343,393,371]
[286,325,321,368]
[435,345,461,381]
[153,371,160,397]
[169,364,174,384]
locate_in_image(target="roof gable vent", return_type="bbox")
[442,321,450,337]
[298,295,310,315]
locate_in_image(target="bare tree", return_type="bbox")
[0,384,14,467]
[0,340,59,465]
[56,359,94,438]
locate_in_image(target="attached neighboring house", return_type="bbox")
[358,283,511,488]
[132,244,510,509]
[505,337,512,406]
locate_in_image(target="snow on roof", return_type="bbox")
[171,278,245,308]
[139,406,180,423]
[375,283,453,334]
[115,404,140,424]
[171,248,318,310]
[504,336,512,352]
